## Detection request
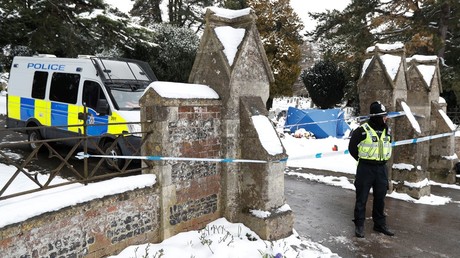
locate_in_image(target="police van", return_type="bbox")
[6,55,157,169]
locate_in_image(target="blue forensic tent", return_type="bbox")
[285,107,350,138]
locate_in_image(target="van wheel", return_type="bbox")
[28,130,42,151]
[103,141,124,170]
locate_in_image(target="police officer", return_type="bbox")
[348,101,394,238]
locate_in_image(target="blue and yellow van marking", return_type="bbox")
[51,102,69,129]
[34,99,51,126]
[7,95,127,136]
[86,109,109,135]
[68,105,83,133]
[7,95,21,120]
[20,98,35,121]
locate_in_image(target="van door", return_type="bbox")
[47,72,81,143]
[82,80,109,137]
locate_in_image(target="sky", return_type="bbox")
[289,0,350,32]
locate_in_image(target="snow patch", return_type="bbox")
[214,26,246,66]
[438,109,456,131]
[392,163,415,171]
[442,153,458,160]
[206,6,251,19]
[417,64,436,87]
[366,42,405,53]
[249,204,292,219]
[0,174,156,228]
[404,178,429,188]
[361,58,373,78]
[380,54,402,81]
[401,101,421,133]
[252,115,284,155]
[145,81,219,99]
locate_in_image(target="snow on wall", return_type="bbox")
[438,109,456,131]
[401,101,421,133]
[214,26,246,66]
[251,115,284,155]
[408,55,437,62]
[366,42,405,53]
[146,81,219,99]
[416,64,436,87]
[361,58,373,78]
[206,6,251,19]
[380,54,402,81]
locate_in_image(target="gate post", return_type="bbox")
[189,8,293,240]
[140,83,222,240]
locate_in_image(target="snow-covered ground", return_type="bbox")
[1,93,459,257]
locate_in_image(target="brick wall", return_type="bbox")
[0,186,160,257]
[166,104,222,234]
[140,88,223,240]
[1,100,223,256]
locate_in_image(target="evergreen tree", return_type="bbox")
[168,0,219,32]
[0,0,156,68]
[130,0,163,26]
[0,0,106,57]
[308,0,460,108]
[301,60,346,109]
[223,0,248,9]
[124,24,200,82]
[247,0,304,104]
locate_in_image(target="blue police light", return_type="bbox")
[76,67,83,72]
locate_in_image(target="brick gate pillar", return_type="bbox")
[140,82,222,240]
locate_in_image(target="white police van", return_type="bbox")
[6,55,157,169]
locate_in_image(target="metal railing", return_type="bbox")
[0,120,152,201]
[447,106,460,125]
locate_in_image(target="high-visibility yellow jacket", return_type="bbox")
[358,123,392,161]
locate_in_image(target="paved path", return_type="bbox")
[285,168,460,258]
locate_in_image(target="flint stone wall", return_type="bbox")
[140,88,223,240]
[0,186,160,257]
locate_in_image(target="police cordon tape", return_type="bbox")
[75,152,283,163]
[75,130,458,163]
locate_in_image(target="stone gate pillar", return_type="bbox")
[237,96,292,240]
[189,7,293,240]
[359,44,457,198]
[392,99,431,198]
[429,101,457,183]
[358,43,408,193]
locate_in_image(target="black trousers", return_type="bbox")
[353,162,389,227]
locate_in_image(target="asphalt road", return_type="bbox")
[285,168,460,258]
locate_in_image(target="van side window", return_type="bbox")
[31,71,48,99]
[83,81,106,111]
[49,72,80,104]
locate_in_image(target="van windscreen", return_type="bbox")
[109,87,145,110]
[93,59,150,81]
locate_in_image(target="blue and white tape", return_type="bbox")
[75,152,287,163]
[391,132,455,146]
[75,131,457,163]
[288,131,457,161]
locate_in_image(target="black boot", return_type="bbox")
[355,225,364,238]
[373,225,394,236]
